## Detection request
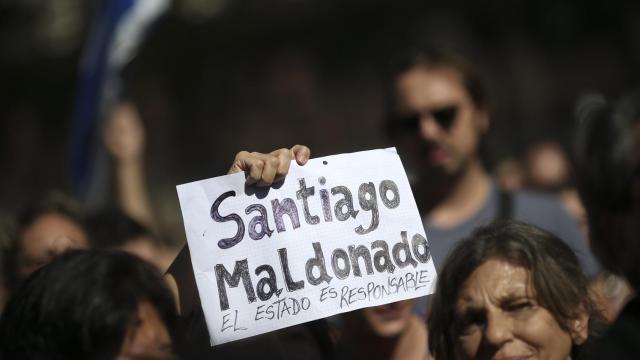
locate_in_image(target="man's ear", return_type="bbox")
[474,109,490,134]
[568,307,590,345]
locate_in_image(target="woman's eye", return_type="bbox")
[456,313,484,335]
[457,323,477,336]
[505,301,532,312]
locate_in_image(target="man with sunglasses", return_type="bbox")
[387,44,600,316]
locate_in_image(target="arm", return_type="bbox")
[103,102,156,231]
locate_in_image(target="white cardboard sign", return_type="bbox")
[176,148,437,345]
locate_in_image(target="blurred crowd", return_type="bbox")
[2,1,640,359]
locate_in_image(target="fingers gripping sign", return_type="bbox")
[228,145,311,186]
[288,144,312,165]
[270,145,310,182]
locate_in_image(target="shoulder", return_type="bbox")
[511,189,576,228]
[510,189,600,277]
[590,296,640,359]
[512,189,565,212]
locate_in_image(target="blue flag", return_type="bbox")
[69,0,169,206]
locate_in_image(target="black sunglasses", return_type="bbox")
[390,105,459,134]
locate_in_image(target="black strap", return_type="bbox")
[497,190,513,220]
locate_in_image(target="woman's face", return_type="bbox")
[119,301,173,359]
[452,259,588,360]
[18,213,89,281]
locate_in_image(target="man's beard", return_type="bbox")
[407,141,469,213]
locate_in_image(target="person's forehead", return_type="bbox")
[394,65,470,111]
[20,213,87,252]
[456,259,531,306]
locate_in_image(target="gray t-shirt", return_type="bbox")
[415,182,600,316]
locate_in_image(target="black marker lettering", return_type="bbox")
[379,180,400,208]
[331,248,351,279]
[246,204,274,240]
[355,182,379,234]
[255,265,279,301]
[331,186,359,221]
[348,245,374,276]
[305,242,333,285]
[392,231,418,268]
[296,178,319,225]
[215,259,256,311]
[271,198,301,232]
[411,233,431,263]
[372,240,395,273]
[278,248,304,291]
[211,191,244,249]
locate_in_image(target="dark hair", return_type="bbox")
[0,250,177,359]
[574,91,640,288]
[2,192,87,290]
[428,220,602,360]
[396,44,486,107]
[87,207,156,249]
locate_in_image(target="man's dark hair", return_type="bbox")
[395,43,487,105]
[2,192,87,290]
[428,220,603,360]
[574,91,640,288]
[0,250,177,359]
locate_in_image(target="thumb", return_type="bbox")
[290,144,311,165]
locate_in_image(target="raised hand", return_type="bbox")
[228,145,311,186]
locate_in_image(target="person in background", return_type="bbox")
[337,300,427,360]
[574,91,640,358]
[87,206,171,271]
[103,101,156,231]
[524,140,589,237]
[0,101,163,307]
[102,101,181,272]
[525,140,572,192]
[525,139,633,321]
[1,193,90,294]
[494,157,525,192]
[0,250,178,359]
[385,43,599,316]
[428,221,604,360]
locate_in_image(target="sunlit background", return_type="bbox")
[2,0,640,244]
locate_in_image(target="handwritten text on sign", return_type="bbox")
[176,148,437,345]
